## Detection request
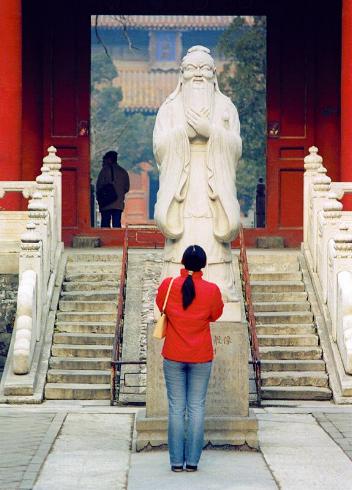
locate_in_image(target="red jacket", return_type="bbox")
[156,269,224,362]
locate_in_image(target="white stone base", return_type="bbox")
[135,409,259,451]
[218,301,242,322]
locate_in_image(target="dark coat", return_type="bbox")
[96,162,130,211]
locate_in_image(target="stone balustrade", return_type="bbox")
[304,146,352,374]
[0,147,63,378]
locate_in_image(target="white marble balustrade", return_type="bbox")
[303,146,352,375]
[0,147,62,376]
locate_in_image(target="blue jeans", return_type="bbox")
[163,358,212,467]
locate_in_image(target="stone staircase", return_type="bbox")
[248,252,332,401]
[45,251,122,400]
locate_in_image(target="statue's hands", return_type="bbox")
[186,108,211,139]
[186,123,197,139]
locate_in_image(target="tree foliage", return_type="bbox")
[217,16,266,215]
[90,50,156,181]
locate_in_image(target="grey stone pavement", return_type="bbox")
[1,401,352,489]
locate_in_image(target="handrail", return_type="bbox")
[110,225,129,405]
[238,225,261,406]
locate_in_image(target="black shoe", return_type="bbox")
[171,466,183,472]
[185,464,197,472]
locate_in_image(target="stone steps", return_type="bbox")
[58,301,117,312]
[45,251,122,400]
[251,281,306,292]
[49,357,111,370]
[51,343,113,358]
[64,273,119,282]
[261,371,329,387]
[255,311,313,324]
[259,346,323,360]
[250,272,302,281]
[60,291,118,301]
[62,281,119,292]
[55,322,116,334]
[67,254,122,262]
[45,383,110,400]
[47,369,111,384]
[261,386,332,400]
[252,292,308,302]
[53,333,114,345]
[256,324,316,335]
[258,334,318,347]
[254,301,310,312]
[247,252,332,402]
[56,312,117,322]
[261,359,326,371]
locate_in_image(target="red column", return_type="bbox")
[341,0,352,208]
[0,0,22,208]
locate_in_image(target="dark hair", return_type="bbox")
[103,151,118,163]
[181,245,207,309]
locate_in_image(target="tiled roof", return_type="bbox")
[93,15,235,31]
[116,69,179,112]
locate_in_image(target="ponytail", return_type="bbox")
[181,272,195,309]
[181,245,207,309]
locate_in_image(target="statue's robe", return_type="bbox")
[153,90,242,301]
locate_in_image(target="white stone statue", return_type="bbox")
[154,45,242,302]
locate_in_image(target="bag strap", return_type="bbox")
[110,165,114,183]
[161,277,175,313]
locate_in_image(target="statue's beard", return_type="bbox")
[182,79,214,115]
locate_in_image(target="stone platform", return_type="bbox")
[136,321,259,450]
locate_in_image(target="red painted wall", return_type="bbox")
[0,0,22,209]
[19,0,342,247]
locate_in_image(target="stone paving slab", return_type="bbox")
[313,412,352,460]
[258,412,352,489]
[34,413,133,490]
[127,450,278,490]
[0,412,64,490]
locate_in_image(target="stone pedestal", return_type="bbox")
[136,321,258,450]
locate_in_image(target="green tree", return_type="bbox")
[217,16,266,216]
[90,50,156,182]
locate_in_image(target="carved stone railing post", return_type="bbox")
[28,192,49,298]
[12,222,42,374]
[43,146,62,242]
[36,166,55,271]
[319,192,344,303]
[304,146,323,246]
[19,222,43,342]
[330,223,352,342]
[310,165,331,271]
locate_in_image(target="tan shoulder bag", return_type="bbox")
[153,278,175,340]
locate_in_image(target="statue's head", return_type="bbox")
[181,46,216,85]
[179,46,217,111]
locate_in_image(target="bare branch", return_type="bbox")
[94,15,113,61]
[112,15,140,51]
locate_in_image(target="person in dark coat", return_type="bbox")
[96,150,130,228]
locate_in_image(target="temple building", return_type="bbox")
[0,0,349,247]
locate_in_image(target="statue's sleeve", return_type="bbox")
[207,101,242,242]
[153,101,190,239]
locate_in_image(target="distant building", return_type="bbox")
[92,15,235,113]
[91,15,236,224]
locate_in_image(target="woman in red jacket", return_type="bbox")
[156,245,224,473]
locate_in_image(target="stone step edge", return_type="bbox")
[259,346,322,352]
[52,344,113,350]
[261,371,328,378]
[258,334,318,339]
[261,386,332,393]
[251,281,304,286]
[55,321,116,326]
[53,332,115,339]
[45,383,110,389]
[47,369,111,375]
